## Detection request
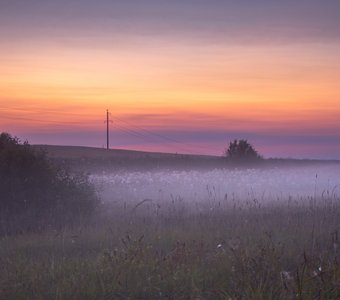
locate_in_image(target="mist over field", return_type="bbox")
[2,140,340,299]
[92,163,340,207]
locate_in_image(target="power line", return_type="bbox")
[112,116,215,153]
[106,109,109,149]
[115,124,156,142]
[104,109,114,150]
[113,120,207,155]
[1,108,217,155]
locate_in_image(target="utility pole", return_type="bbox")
[106,109,110,150]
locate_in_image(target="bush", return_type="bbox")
[225,139,263,164]
[0,133,99,234]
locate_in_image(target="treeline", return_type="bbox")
[0,133,99,235]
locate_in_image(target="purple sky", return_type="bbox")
[1,0,340,159]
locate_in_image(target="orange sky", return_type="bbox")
[2,43,340,130]
[1,1,340,158]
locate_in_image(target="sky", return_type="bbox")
[1,0,340,158]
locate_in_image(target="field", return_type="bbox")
[1,147,340,299]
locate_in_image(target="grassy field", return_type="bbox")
[1,196,340,299]
[0,147,340,300]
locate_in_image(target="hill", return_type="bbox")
[33,145,340,172]
[33,145,224,171]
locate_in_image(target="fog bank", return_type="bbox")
[91,164,340,206]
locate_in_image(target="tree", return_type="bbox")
[225,139,263,163]
[0,132,99,234]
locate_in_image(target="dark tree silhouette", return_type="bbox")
[225,139,263,163]
[0,132,98,234]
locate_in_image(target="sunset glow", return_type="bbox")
[1,0,340,158]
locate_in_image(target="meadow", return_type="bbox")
[1,162,340,299]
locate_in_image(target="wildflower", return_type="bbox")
[311,266,322,278]
[334,242,338,253]
[71,235,78,244]
[280,271,293,281]
[228,238,241,251]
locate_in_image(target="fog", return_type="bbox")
[91,163,340,207]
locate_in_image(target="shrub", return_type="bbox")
[225,139,263,164]
[0,133,99,234]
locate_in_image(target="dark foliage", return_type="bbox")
[0,133,99,234]
[225,139,263,163]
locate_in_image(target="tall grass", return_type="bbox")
[1,195,339,299]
